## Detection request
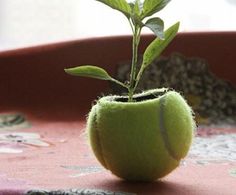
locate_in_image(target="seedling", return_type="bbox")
[65,0,179,102]
[64,1,195,182]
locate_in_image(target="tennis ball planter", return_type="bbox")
[64,0,196,182]
[87,88,195,181]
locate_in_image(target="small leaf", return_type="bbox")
[141,22,179,70]
[129,0,142,16]
[65,66,128,89]
[96,0,131,18]
[129,0,144,26]
[145,17,164,39]
[65,65,112,80]
[142,0,171,18]
[134,22,179,89]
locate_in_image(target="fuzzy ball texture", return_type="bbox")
[87,88,195,181]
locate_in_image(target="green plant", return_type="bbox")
[65,0,179,102]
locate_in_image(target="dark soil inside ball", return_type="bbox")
[114,89,168,103]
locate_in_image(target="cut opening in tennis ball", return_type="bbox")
[87,88,196,181]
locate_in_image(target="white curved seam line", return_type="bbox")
[159,96,179,161]
[94,106,109,169]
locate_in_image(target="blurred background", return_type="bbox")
[1,0,236,51]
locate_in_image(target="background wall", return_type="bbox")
[1,0,236,50]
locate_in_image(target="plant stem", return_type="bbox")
[110,78,129,89]
[133,68,143,93]
[128,25,141,102]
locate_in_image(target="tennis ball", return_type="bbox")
[87,88,195,181]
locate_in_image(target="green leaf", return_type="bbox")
[142,0,171,18]
[96,0,131,18]
[65,65,112,80]
[65,65,128,89]
[134,22,179,90]
[129,0,144,27]
[129,0,143,15]
[145,17,164,39]
[141,22,179,70]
